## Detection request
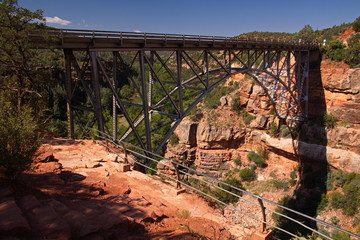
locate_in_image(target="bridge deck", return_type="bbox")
[30,29,318,51]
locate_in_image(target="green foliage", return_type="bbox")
[203,86,234,109]
[331,231,350,240]
[321,40,346,62]
[330,216,339,225]
[353,17,360,32]
[256,146,268,160]
[326,170,348,190]
[146,159,158,175]
[328,173,360,216]
[323,112,338,128]
[321,36,360,67]
[240,110,254,125]
[0,102,41,178]
[233,157,241,166]
[0,0,48,107]
[231,96,242,114]
[237,31,294,40]
[316,194,329,214]
[295,24,316,43]
[168,134,179,146]
[247,151,266,167]
[272,195,296,224]
[344,41,360,67]
[339,120,352,128]
[267,121,279,137]
[211,177,244,204]
[239,168,256,181]
[269,179,289,190]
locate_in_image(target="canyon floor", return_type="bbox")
[0,138,251,240]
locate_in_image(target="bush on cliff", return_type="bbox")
[211,177,244,204]
[0,102,41,179]
[239,168,256,181]
[247,151,266,167]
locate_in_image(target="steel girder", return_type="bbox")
[63,48,309,153]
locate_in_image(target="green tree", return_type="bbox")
[353,17,360,32]
[0,0,45,108]
[0,1,46,178]
[295,25,316,43]
[0,101,41,178]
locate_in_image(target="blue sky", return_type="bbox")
[20,0,360,37]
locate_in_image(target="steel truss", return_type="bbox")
[64,48,310,153]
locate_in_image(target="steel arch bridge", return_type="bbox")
[31,29,318,153]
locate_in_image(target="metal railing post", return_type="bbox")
[258,198,267,232]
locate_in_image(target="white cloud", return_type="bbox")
[133,29,142,33]
[44,16,71,26]
[77,19,102,29]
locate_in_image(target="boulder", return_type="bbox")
[173,118,198,147]
[249,115,268,129]
[220,96,227,106]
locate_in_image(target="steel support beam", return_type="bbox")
[90,51,105,133]
[63,46,312,153]
[64,49,74,139]
[139,51,152,152]
[112,51,118,140]
[177,50,184,115]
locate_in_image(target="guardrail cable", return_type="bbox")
[91,129,359,240]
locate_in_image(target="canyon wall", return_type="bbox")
[165,58,360,174]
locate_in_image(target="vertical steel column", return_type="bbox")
[64,49,74,139]
[177,50,183,114]
[112,51,118,140]
[139,51,152,152]
[204,50,209,88]
[228,50,232,73]
[148,51,154,122]
[90,51,105,133]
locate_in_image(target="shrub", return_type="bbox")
[256,146,268,160]
[331,231,350,240]
[0,104,41,179]
[323,112,338,128]
[316,194,329,214]
[233,157,241,166]
[239,168,256,181]
[247,151,266,167]
[330,216,339,225]
[240,110,254,125]
[290,171,297,180]
[168,134,179,145]
[272,195,295,224]
[268,121,279,137]
[270,179,289,190]
[203,86,233,109]
[231,96,242,114]
[353,17,360,32]
[329,192,347,209]
[211,177,244,204]
[339,120,352,128]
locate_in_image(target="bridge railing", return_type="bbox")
[30,28,319,49]
[91,129,359,240]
